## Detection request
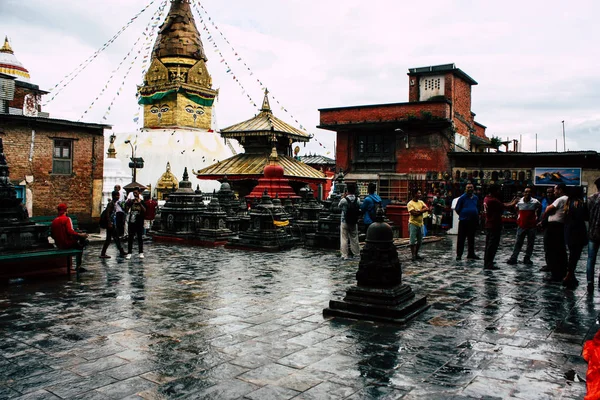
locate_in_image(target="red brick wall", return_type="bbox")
[450,76,474,137]
[474,123,486,139]
[336,132,351,172]
[395,130,452,173]
[0,118,105,226]
[320,102,450,126]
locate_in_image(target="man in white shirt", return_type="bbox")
[539,183,569,282]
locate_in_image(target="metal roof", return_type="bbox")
[299,154,335,165]
[220,90,311,142]
[194,153,326,182]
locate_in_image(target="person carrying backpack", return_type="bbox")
[338,184,361,260]
[100,190,126,259]
[361,182,382,228]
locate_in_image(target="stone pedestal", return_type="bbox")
[324,208,428,324]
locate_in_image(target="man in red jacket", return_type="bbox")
[50,203,89,271]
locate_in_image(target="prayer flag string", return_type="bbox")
[194,1,333,155]
[44,0,160,106]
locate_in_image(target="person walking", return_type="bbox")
[113,185,126,238]
[507,187,541,266]
[563,186,588,289]
[539,183,569,282]
[587,177,600,292]
[407,190,429,261]
[338,184,361,260]
[125,188,146,260]
[360,182,381,229]
[482,185,517,270]
[431,189,445,235]
[50,203,89,271]
[100,191,126,259]
[455,183,480,261]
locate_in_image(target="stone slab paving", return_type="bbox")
[0,231,595,399]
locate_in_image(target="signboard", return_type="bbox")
[534,167,582,186]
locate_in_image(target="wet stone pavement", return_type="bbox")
[0,231,595,399]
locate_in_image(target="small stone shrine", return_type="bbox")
[293,188,323,240]
[0,138,51,254]
[195,197,235,246]
[226,190,297,251]
[324,208,429,324]
[152,167,206,243]
[215,178,241,232]
[305,172,346,249]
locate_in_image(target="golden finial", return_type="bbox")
[1,36,14,54]
[107,134,117,159]
[269,146,279,164]
[260,88,272,113]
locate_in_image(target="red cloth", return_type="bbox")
[144,199,158,220]
[50,214,79,249]
[584,329,600,399]
[483,195,504,230]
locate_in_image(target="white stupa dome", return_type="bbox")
[0,37,31,83]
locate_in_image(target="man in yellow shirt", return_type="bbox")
[407,190,429,261]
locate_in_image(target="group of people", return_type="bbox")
[100,185,157,260]
[49,185,159,272]
[336,178,600,293]
[457,179,600,291]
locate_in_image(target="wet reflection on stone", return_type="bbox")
[0,231,594,398]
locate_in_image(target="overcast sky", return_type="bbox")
[1,0,599,156]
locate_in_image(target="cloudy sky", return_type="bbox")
[1,0,599,155]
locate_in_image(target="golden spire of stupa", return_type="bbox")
[1,36,14,54]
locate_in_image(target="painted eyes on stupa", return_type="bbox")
[150,105,170,114]
[185,105,205,115]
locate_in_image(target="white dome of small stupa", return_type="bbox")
[0,37,31,83]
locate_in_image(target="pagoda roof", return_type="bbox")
[152,0,207,62]
[220,90,311,142]
[194,153,326,182]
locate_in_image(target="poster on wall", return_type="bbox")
[534,167,582,186]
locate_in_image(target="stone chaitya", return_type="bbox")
[214,178,241,233]
[195,197,235,246]
[324,208,429,324]
[292,188,323,240]
[305,172,346,249]
[0,138,52,253]
[226,190,297,251]
[152,167,206,243]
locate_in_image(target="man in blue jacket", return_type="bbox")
[455,183,480,261]
[361,182,381,228]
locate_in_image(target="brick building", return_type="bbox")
[0,37,109,229]
[318,63,490,201]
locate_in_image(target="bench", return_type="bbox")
[0,248,83,277]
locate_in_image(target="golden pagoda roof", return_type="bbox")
[152,0,207,62]
[194,153,326,182]
[220,90,311,142]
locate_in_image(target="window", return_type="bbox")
[53,139,72,174]
[354,134,395,172]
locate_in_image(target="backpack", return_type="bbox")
[99,207,108,229]
[345,197,360,225]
